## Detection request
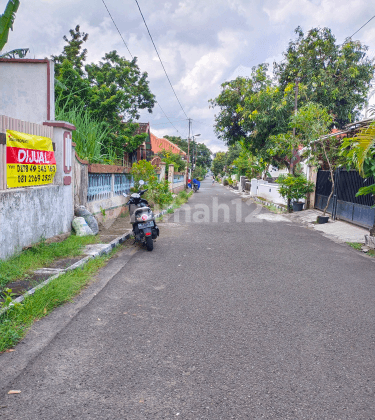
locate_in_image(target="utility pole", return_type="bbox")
[187,118,192,186]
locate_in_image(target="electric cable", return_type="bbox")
[100,0,186,135]
[156,102,184,135]
[348,14,375,39]
[101,0,133,59]
[134,0,189,119]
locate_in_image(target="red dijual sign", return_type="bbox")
[6,130,57,188]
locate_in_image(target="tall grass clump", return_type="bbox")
[55,91,116,164]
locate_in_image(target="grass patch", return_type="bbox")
[0,250,115,352]
[346,242,375,257]
[346,242,363,250]
[0,235,99,290]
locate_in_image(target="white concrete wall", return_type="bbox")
[0,60,54,124]
[250,178,287,205]
[0,185,73,260]
[267,166,289,178]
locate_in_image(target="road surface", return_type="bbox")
[1,179,374,419]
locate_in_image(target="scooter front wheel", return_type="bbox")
[146,237,154,251]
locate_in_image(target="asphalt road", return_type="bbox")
[1,179,375,419]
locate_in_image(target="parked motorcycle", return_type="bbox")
[123,180,159,251]
[192,178,200,193]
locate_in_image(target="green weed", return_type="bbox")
[0,252,113,352]
[0,235,99,290]
[346,242,363,250]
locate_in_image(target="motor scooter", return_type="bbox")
[123,180,159,251]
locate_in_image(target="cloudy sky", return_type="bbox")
[3,0,375,153]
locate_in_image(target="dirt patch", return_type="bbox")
[1,272,52,302]
[99,214,132,244]
[48,257,83,269]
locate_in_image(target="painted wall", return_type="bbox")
[0,59,55,124]
[0,185,73,259]
[250,179,288,205]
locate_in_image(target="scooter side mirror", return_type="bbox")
[139,180,145,186]
[123,193,128,198]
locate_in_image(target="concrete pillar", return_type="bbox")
[159,162,166,182]
[250,178,258,196]
[306,165,317,209]
[43,120,76,219]
[168,164,174,192]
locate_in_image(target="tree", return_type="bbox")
[157,148,186,172]
[291,102,341,216]
[210,64,295,167]
[52,25,88,76]
[0,0,19,52]
[212,152,226,177]
[53,27,156,159]
[274,27,374,127]
[164,135,212,168]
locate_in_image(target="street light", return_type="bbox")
[192,134,200,171]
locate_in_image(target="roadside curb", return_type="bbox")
[252,196,286,212]
[1,205,174,316]
[0,231,132,316]
[154,205,173,219]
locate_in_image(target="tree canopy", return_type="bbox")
[210,26,375,171]
[164,135,212,168]
[53,26,156,159]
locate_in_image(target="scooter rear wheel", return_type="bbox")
[146,237,154,251]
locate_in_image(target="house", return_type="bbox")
[150,132,187,158]
[123,122,153,167]
[124,123,187,167]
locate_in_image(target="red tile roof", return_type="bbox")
[150,132,186,156]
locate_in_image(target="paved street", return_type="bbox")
[1,179,375,419]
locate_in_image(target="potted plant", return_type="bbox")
[277,174,315,212]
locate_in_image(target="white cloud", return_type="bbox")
[2,0,375,153]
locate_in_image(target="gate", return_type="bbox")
[315,169,375,228]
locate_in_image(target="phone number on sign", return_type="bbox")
[16,164,56,174]
[17,173,54,183]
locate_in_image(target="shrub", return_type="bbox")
[277,174,315,209]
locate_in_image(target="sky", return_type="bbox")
[2,0,375,154]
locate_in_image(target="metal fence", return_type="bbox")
[173,174,184,184]
[114,174,134,196]
[315,169,375,228]
[87,174,112,202]
[87,173,134,202]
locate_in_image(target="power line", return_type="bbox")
[348,14,375,39]
[101,0,133,59]
[100,0,188,135]
[134,0,189,119]
[156,102,186,136]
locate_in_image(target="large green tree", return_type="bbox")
[210,64,295,167]
[211,27,375,169]
[53,26,156,159]
[274,26,374,127]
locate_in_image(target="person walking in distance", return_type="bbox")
[212,176,215,186]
